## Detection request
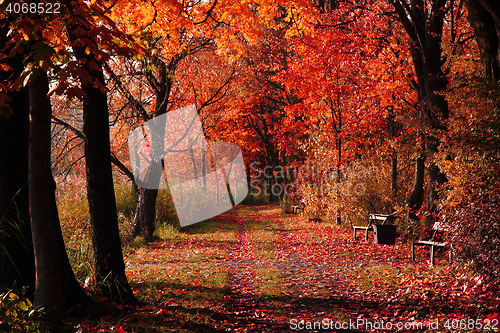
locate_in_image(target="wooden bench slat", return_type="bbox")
[414,240,447,247]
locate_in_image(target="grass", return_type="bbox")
[52,183,499,332]
[254,268,282,296]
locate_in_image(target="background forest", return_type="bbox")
[1,0,499,331]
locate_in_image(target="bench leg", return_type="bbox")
[353,229,357,239]
[430,245,435,265]
[411,243,415,261]
[365,229,369,242]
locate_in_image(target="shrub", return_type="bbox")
[279,194,292,213]
[439,76,500,285]
[0,290,50,333]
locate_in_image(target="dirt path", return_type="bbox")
[91,204,498,333]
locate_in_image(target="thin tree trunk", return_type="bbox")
[131,60,168,239]
[391,157,398,197]
[336,137,342,224]
[388,108,398,197]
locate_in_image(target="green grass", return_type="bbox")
[254,268,282,296]
[52,186,499,332]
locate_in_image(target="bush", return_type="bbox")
[299,158,409,226]
[439,76,500,285]
[280,194,292,213]
[0,290,50,333]
[241,192,270,205]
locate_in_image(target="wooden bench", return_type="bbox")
[412,222,451,265]
[292,201,305,214]
[353,214,400,241]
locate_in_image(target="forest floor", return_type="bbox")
[77,204,499,332]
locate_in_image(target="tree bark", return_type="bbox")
[0,41,35,295]
[81,67,137,303]
[132,59,168,239]
[391,0,450,225]
[28,67,100,319]
[465,0,500,79]
[408,157,425,220]
[28,69,63,319]
[132,188,158,240]
[65,7,137,303]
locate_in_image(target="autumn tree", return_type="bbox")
[129,37,210,240]
[61,0,138,304]
[389,0,452,225]
[272,0,417,221]
[465,0,500,79]
[107,0,319,231]
[436,0,500,283]
[0,8,99,317]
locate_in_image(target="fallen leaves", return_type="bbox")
[75,204,499,332]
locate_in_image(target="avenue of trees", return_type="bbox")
[0,0,499,326]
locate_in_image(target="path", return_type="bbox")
[97,204,499,333]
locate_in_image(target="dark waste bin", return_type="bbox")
[373,225,396,245]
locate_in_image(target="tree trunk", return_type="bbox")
[131,188,158,240]
[388,108,398,197]
[64,3,137,303]
[0,45,35,295]
[465,0,500,79]
[131,60,168,239]
[391,156,398,197]
[392,0,450,225]
[408,157,425,220]
[28,69,63,323]
[81,69,137,304]
[28,68,99,319]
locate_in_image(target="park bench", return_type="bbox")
[292,201,305,214]
[411,222,451,265]
[353,214,400,242]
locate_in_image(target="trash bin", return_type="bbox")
[373,225,396,245]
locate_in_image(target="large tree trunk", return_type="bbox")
[28,69,63,320]
[65,8,137,303]
[28,68,99,319]
[0,41,35,295]
[465,0,500,80]
[81,68,137,304]
[392,0,450,225]
[408,157,425,220]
